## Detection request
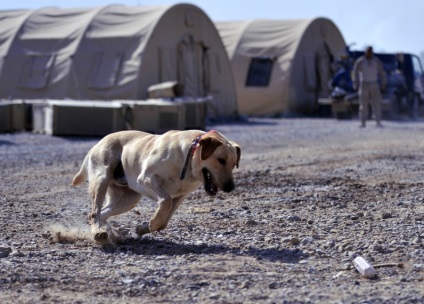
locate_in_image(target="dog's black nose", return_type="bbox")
[222,180,235,192]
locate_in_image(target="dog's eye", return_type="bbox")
[218,158,226,166]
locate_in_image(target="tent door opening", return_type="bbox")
[177,34,209,97]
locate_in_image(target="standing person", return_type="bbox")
[352,46,387,127]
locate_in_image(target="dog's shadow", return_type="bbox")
[0,140,16,146]
[100,237,305,264]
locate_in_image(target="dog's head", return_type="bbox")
[197,130,241,196]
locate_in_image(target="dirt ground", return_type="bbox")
[1,117,424,304]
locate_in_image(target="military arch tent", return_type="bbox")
[216,18,346,116]
[0,4,238,119]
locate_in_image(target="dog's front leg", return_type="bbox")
[135,197,173,236]
[135,175,173,235]
[164,195,186,226]
[136,195,186,236]
[149,197,175,232]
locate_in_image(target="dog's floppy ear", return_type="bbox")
[234,144,241,168]
[200,136,222,160]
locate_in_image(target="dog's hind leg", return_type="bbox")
[101,185,142,219]
[88,173,110,228]
[91,185,141,242]
[87,154,122,227]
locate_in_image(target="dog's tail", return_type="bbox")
[71,148,92,186]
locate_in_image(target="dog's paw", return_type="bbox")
[94,231,109,243]
[135,222,150,236]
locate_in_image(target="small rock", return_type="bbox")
[268,281,279,289]
[342,263,352,270]
[290,237,300,245]
[382,212,393,219]
[245,219,258,226]
[412,237,421,245]
[209,293,220,300]
[315,249,327,255]
[154,255,168,260]
[287,215,301,222]
[326,240,336,248]
[373,244,384,252]
[241,280,252,289]
[413,264,423,271]
[347,251,358,259]
[333,271,349,279]
[9,250,24,257]
[0,245,12,258]
[281,237,292,243]
[301,237,314,246]
[399,240,409,246]
[42,231,52,239]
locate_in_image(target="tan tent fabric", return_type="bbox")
[216,18,346,116]
[0,4,238,119]
[0,10,32,75]
[0,7,102,99]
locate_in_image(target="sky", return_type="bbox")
[2,0,423,57]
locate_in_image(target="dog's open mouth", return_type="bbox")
[202,168,218,196]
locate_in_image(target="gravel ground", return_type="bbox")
[1,118,424,304]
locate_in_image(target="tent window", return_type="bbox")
[87,52,123,90]
[19,54,55,89]
[245,57,273,87]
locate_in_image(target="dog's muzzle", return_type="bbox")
[202,168,235,195]
[222,180,235,193]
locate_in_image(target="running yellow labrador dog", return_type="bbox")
[72,129,241,242]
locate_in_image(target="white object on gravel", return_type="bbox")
[353,256,377,278]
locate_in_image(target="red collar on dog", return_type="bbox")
[179,134,202,180]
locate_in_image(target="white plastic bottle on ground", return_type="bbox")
[353,256,376,278]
